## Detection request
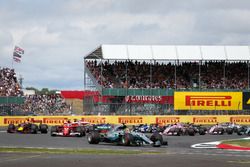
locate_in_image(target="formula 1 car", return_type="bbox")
[50,121,88,137]
[162,123,198,136]
[218,122,237,134]
[192,125,207,135]
[208,124,225,135]
[7,123,48,134]
[208,123,235,135]
[133,124,164,133]
[236,126,250,136]
[86,123,112,133]
[87,124,168,147]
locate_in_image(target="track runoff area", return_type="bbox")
[0,127,250,167]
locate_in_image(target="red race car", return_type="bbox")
[50,120,89,137]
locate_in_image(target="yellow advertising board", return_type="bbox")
[1,115,250,126]
[174,92,242,110]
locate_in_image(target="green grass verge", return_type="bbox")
[0,147,162,155]
[222,139,250,148]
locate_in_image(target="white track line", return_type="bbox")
[0,155,41,163]
[191,141,221,149]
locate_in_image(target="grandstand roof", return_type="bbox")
[84,45,250,61]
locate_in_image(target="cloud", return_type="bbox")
[0,0,250,90]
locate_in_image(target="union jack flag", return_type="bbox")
[13,46,24,63]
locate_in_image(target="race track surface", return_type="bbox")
[0,129,250,167]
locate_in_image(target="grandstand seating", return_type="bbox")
[86,60,248,90]
[0,67,22,96]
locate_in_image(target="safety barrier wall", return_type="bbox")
[0,97,24,104]
[0,115,250,126]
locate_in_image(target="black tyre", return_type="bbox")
[87,132,100,144]
[175,128,181,136]
[218,128,224,135]
[50,126,57,137]
[226,128,233,135]
[7,124,15,133]
[150,132,163,147]
[30,124,38,134]
[40,124,48,134]
[187,128,195,136]
[76,126,86,137]
[121,133,134,146]
[199,128,206,135]
[247,131,250,136]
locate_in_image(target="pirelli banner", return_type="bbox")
[174,92,242,110]
[0,115,250,126]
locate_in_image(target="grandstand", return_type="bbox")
[0,67,72,116]
[84,45,250,115]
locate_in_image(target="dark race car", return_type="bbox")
[50,121,88,137]
[87,124,168,147]
[86,123,112,133]
[7,123,48,134]
[236,126,250,136]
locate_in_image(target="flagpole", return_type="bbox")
[11,46,14,69]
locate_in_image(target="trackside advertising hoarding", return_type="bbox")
[1,115,250,126]
[174,92,242,110]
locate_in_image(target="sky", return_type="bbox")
[0,0,250,90]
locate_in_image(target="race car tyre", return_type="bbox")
[30,124,38,134]
[76,126,86,137]
[218,128,224,135]
[175,128,181,136]
[150,132,163,147]
[87,132,100,144]
[226,128,233,135]
[237,130,243,136]
[187,128,195,136]
[7,124,15,133]
[121,133,134,146]
[236,127,244,135]
[199,128,206,135]
[50,126,58,137]
[40,124,48,134]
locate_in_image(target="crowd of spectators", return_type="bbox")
[0,67,22,96]
[2,94,72,116]
[86,60,248,90]
[0,67,72,115]
[20,94,72,115]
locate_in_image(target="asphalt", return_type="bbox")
[1,152,250,167]
[0,128,250,167]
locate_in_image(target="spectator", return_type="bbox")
[86,60,249,90]
[0,67,22,96]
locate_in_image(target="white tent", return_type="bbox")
[84,45,250,61]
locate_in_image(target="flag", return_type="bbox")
[13,46,24,63]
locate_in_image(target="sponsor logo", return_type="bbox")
[193,117,217,124]
[125,96,162,103]
[118,117,143,124]
[43,118,68,124]
[3,118,42,124]
[156,117,180,125]
[230,117,250,123]
[81,117,106,124]
[174,92,242,110]
[185,96,232,107]
[242,92,250,110]
[4,118,27,125]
